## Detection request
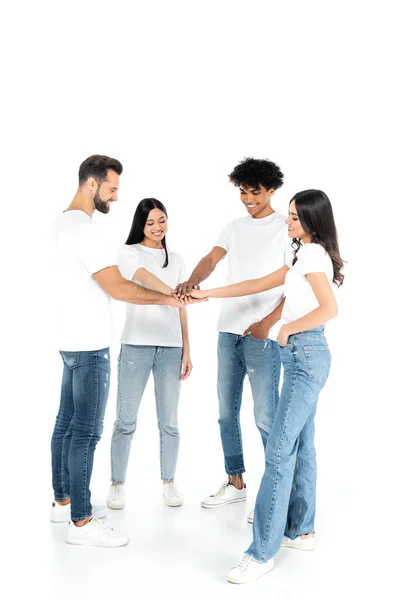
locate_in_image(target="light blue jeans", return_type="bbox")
[217,333,281,475]
[110,344,182,483]
[246,327,331,562]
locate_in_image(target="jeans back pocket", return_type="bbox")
[302,345,331,386]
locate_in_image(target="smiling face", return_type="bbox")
[239,185,275,218]
[285,200,312,242]
[92,169,120,214]
[142,208,168,247]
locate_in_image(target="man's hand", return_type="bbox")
[243,319,271,340]
[165,295,185,308]
[175,281,200,297]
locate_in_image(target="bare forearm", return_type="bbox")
[260,299,285,328]
[202,266,288,299]
[117,280,171,305]
[188,256,217,286]
[179,308,190,350]
[135,268,174,295]
[284,306,338,336]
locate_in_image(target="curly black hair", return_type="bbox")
[229,157,284,191]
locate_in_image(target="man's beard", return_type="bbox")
[93,189,110,214]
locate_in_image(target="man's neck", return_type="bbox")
[252,206,275,219]
[65,191,94,217]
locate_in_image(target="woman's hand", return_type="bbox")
[180,352,193,380]
[190,288,209,299]
[277,325,290,346]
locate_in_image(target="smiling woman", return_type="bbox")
[107,197,192,512]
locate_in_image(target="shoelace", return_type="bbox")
[164,483,179,497]
[92,517,114,533]
[213,481,230,497]
[235,555,253,572]
[112,485,124,499]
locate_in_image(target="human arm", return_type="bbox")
[134,267,175,295]
[175,246,227,297]
[179,307,192,380]
[93,266,181,306]
[243,298,285,339]
[190,265,289,299]
[277,272,338,345]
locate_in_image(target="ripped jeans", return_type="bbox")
[217,333,281,475]
[51,348,111,522]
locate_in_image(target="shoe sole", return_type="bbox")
[227,560,274,584]
[66,537,130,547]
[281,541,314,551]
[164,500,184,507]
[106,503,125,510]
[201,497,247,509]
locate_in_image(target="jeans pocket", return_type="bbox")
[302,345,331,386]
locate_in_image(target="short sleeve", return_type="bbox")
[118,245,142,280]
[80,225,116,275]
[296,244,328,276]
[215,222,233,252]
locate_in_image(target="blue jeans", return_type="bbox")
[246,327,331,562]
[217,333,281,475]
[51,348,110,522]
[111,344,182,483]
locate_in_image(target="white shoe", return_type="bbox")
[51,501,107,523]
[227,554,274,584]
[107,484,126,510]
[66,517,130,547]
[201,482,247,508]
[163,482,183,507]
[247,509,254,524]
[282,535,315,551]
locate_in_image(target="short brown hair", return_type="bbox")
[78,154,123,185]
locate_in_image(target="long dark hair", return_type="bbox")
[125,198,169,268]
[290,190,344,287]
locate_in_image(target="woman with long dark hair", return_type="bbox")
[191,190,344,583]
[107,198,192,509]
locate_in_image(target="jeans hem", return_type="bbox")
[226,469,246,476]
[54,495,70,502]
[71,513,92,523]
[245,551,268,564]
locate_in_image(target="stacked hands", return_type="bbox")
[172,281,290,346]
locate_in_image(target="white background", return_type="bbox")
[1,1,398,599]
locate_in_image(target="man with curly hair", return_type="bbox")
[176,157,292,518]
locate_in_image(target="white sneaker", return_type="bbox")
[51,501,107,523]
[201,482,247,508]
[227,554,274,584]
[247,509,254,524]
[163,482,183,507]
[281,535,315,551]
[107,484,126,510]
[66,517,130,547]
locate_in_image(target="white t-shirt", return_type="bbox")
[269,242,334,340]
[119,244,185,347]
[216,213,293,335]
[52,210,117,351]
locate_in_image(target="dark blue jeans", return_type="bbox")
[51,348,110,521]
